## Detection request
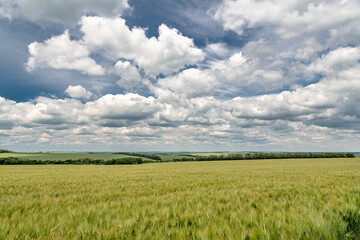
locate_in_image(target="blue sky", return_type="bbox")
[0,0,360,152]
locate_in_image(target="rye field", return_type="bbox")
[1,158,360,239]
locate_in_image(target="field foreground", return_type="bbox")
[1,158,360,239]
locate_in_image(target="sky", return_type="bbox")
[0,0,360,152]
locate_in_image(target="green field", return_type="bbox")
[191,152,239,156]
[1,158,360,239]
[0,152,155,161]
[157,152,243,161]
[158,154,196,162]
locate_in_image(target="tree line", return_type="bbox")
[0,152,355,165]
[114,152,162,161]
[0,157,143,165]
[0,149,13,153]
[173,152,356,162]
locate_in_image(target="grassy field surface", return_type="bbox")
[159,154,196,162]
[1,158,359,239]
[0,152,155,161]
[190,152,242,156]
[158,152,246,161]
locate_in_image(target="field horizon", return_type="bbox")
[0,150,358,164]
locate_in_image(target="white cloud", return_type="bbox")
[84,93,161,123]
[294,38,323,62]
[0,0,129,25]
[241,40,276,59]
[81,16,205,76]
[65,85,93,99]
[0,96,83,130]
[113,61,143,89]
[223,73,360,129]
[213,0,360,85]
[27,16,205,78]
[25,97,83,127]
[211,52,284,91]
[26,31,105,75]
[156,68,216,98]
[308,47,360,75]
[204,43,232,59]
[214,0,360,39]
[0,93,161,130]
[327,23,360,48]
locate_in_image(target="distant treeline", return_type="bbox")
[174,152,356,162]
[114,152,162,161]
[0,157,143,165]
[0,149,13,153]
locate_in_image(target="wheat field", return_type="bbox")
[1,158,359,239]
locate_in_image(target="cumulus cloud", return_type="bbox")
[204,43,232,59]
[0,96,83,130]
[212,0,360,95]
[1,75,360,150]
[113,61,143,89]
[0,0,129,25]
[210,52,284,92]
[84,93,161,123]
[308,47,360,75]
[0,93,161,131]
[26,31,105,75]
[214,0,360,39]
[223,75,360,130]
[25,16,204,78]
[80,16,205,76]
[156,68,216,98]
[65,85,93,99]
